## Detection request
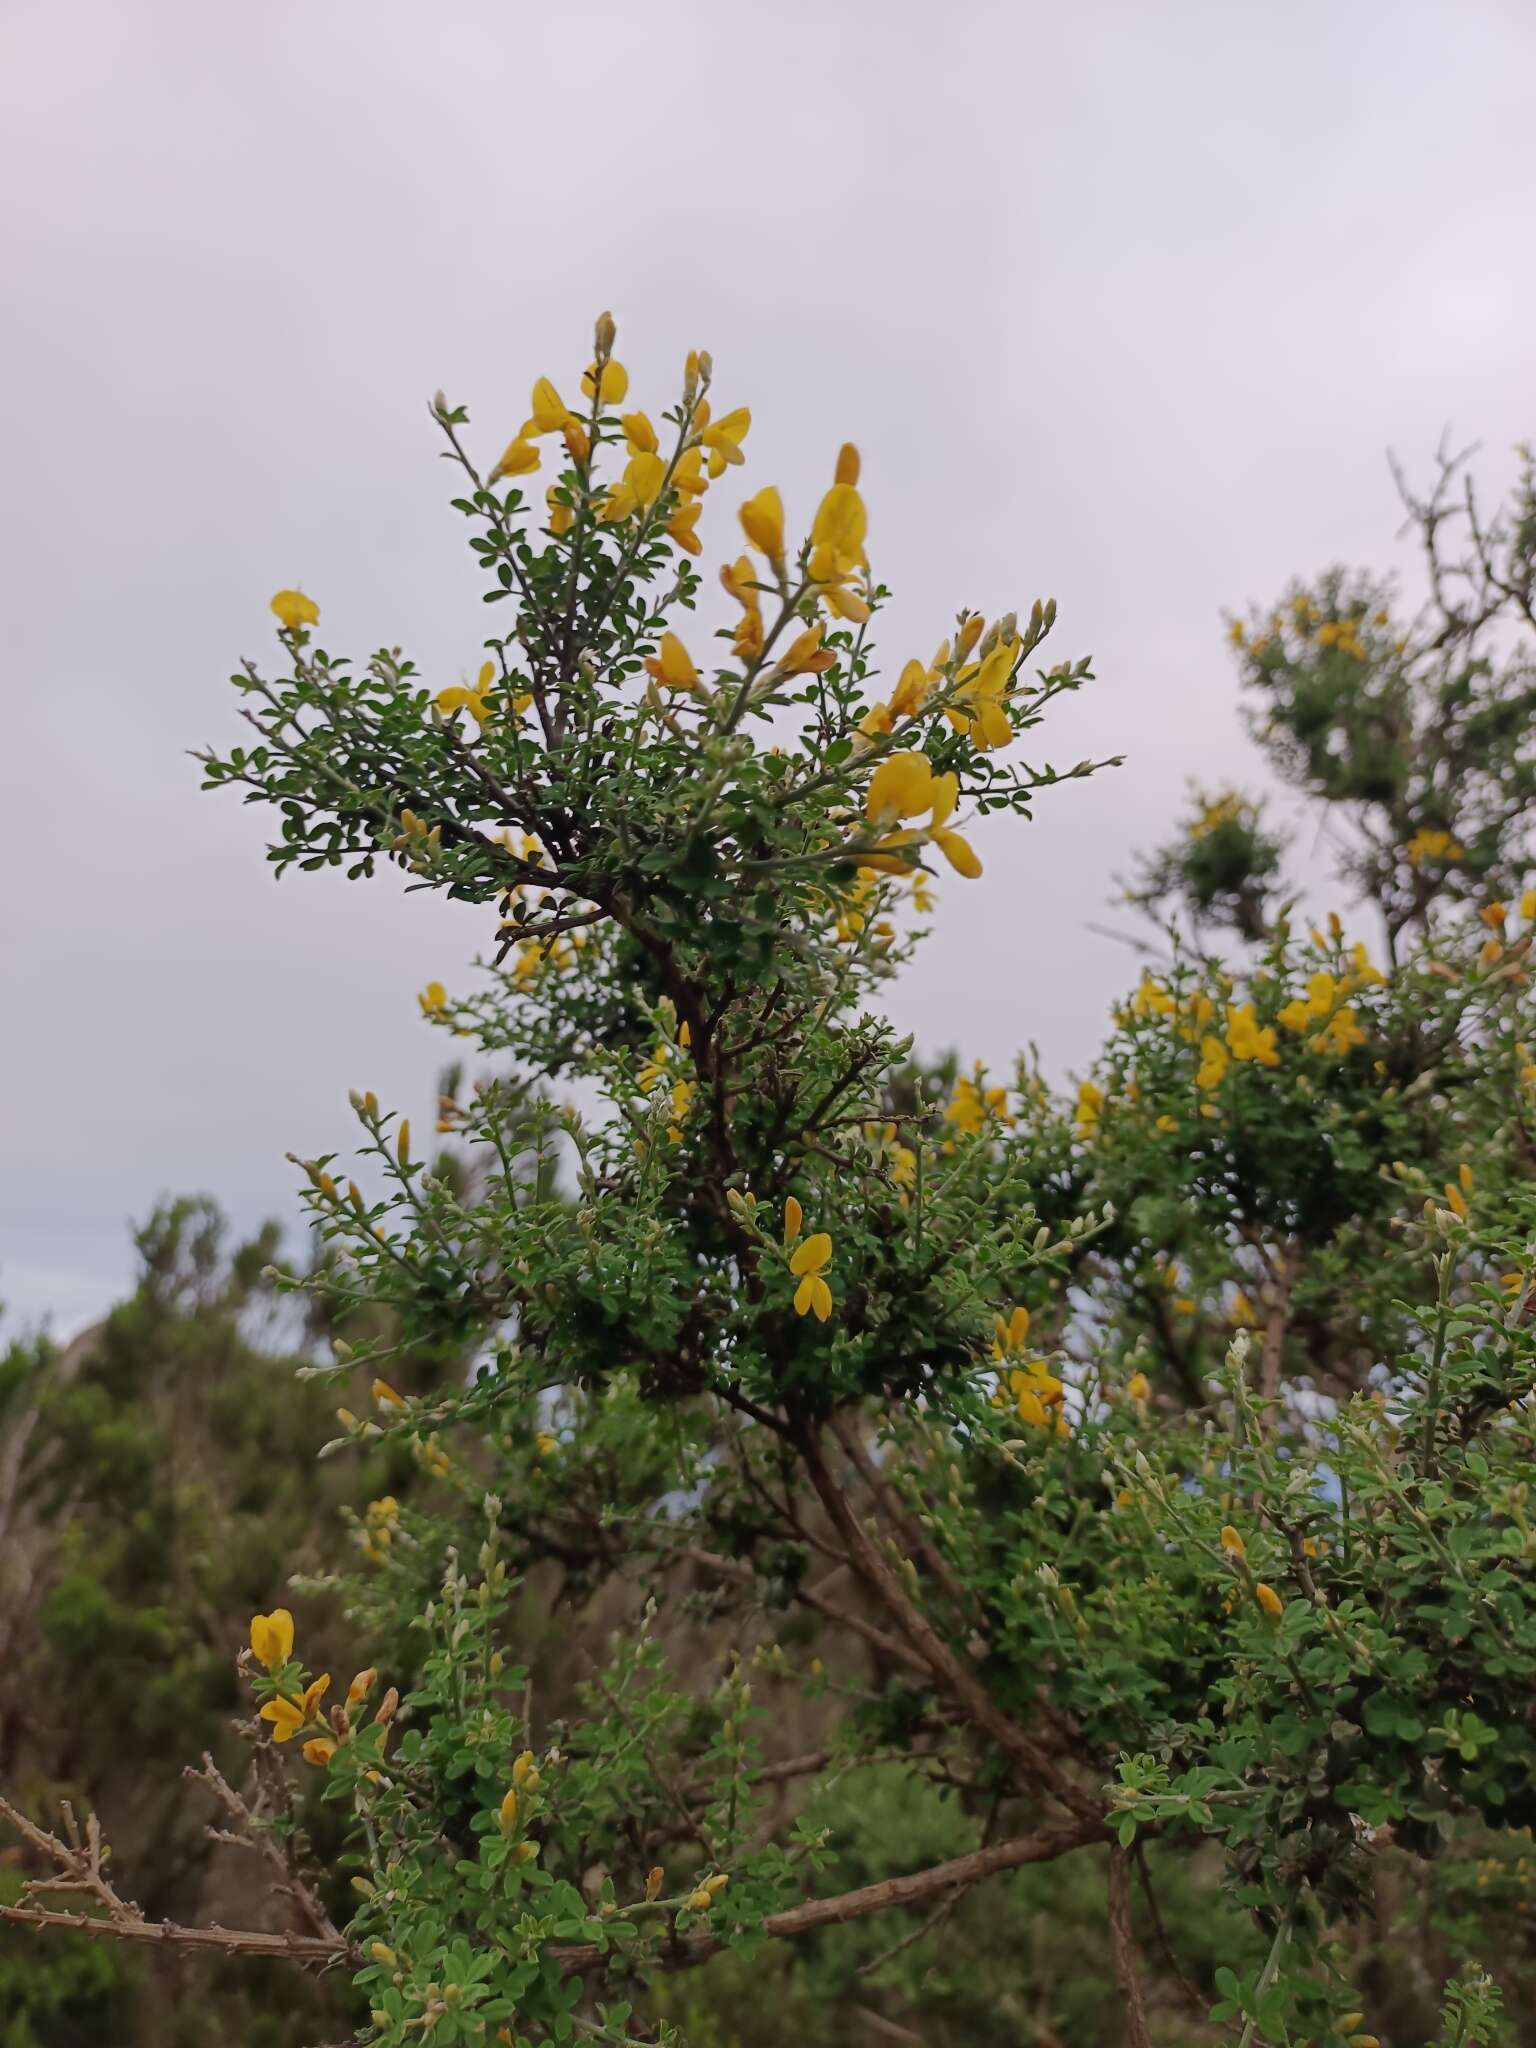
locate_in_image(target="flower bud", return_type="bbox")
[374,1686,400,1724]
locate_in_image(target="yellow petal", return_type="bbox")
[789,1232,832,1277]
[933,828,981,879]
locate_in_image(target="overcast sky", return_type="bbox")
[3,0,1533,1335]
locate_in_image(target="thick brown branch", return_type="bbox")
[792,1413,1105,1827]
[1107,1845,1153,2048]
[829,1410,974,1619]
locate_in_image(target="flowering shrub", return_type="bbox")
[3,321,1534,2048]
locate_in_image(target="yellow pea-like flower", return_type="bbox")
[1219,1525,1246,1559]
[739,486,785,567]
[270,589,319,631]
[784,1196,803,1243]
[789,1232,834,1321]
[621,411,658,456]
[581,358,628,405]
[250,1608,295,1672]
[527,377,574,435]
[490,438,540,481]
[1254,1582,1284,1618]
[643,631,701,692]
[866,751,934,827]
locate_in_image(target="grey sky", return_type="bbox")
[3,0,1533,1334]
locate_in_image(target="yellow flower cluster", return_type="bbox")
[944,1067,1012,1137]
[859,751,981,879]
[1276,971,1368,1055]
[988,1306,1070,1433]
[1405,825,1464,867]
[358,1494,401,1564]
[1185,791,1247,842]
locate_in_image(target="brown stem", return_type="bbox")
[829,1409,974,1618]
[793,1412,1103,1827]
[1258,1240,1302,1424]
[1107,1845,1153,2048]
[0,1900,349,1965]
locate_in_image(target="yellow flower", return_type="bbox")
[490,437,540,481]
[1005,1360,1067,1425]
[789,1232,834,1321]
[783,1195,803,1244]
[778,621,836,676]
[1443,1181,1468,1220]
[739,486,785,568]
[372,1378,406,1409]
[546,486,574,536]
[1196,1037,1230,1090]
[807,479,868,591]
[581,358,628,405]
[1219,1525,1246,1559]
[418,981,448,1017]
[1480,901,1507,929]
[260,1673,331,1742]
[1520,889,1536,921]
[1075,1079,1104,1135]
[666,499,703,555]
[720,554,765,659]
[700,405,751,474]
[621,411,659,456]
[945,638,1016,751]
[437,660,496,729]
[270,589,319,631]
[1225,1003,1279,1066]
[498,1787,519,1833]
[1127,1370,1150,1404]
[866,751,935,827]
[1309,1005,1366,1057]
[644,631,701,692]
[1132,975,1176,1018]
[888,658,932,720]
[1254,1582,1284,1619]
[993,1305,1031,1357]
[601,449,667,522]
[1155,1114,1179,1133]
[535,1430,557,1457]
[1405,826,1464,867]
[526,377,575,435]
[302,1736,337,1767]
[250,1609,295,1672]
